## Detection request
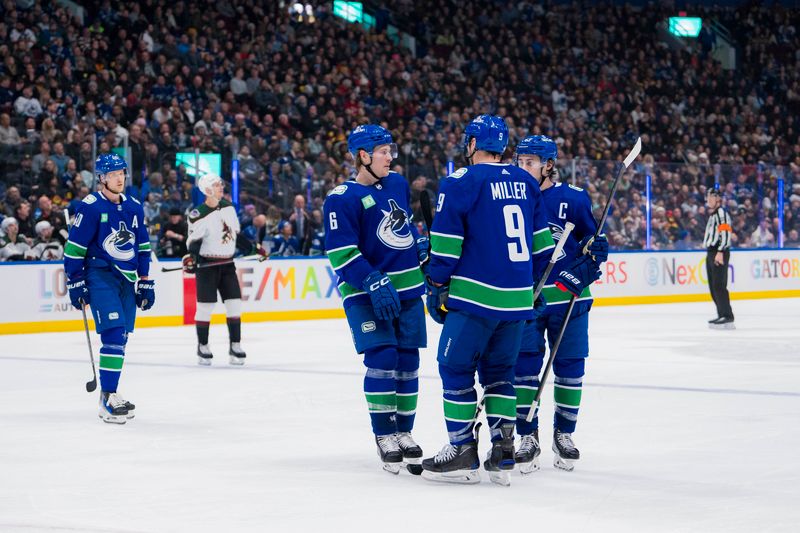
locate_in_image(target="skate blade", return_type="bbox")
[382,463,402,475]
[98,413,127,425]
[197,357,212,366]
[421,469,480,484]
[709,323,736,330]
[488,470,511,487]
[517,458,540,475]
[228,356,245,366]
[553,456,576,472]
[125,411,135,420]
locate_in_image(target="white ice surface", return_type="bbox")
[1,298,799,533]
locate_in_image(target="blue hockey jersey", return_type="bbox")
[428,163,555,320]
[64,191,152,283]
[539,182,599,312]
[324,172,425,309]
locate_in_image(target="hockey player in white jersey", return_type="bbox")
[184,174,267,365]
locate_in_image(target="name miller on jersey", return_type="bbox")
[490,181,528,201]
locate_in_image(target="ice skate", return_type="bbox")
[197,344,213,366]
[484,424,515,486]
[114,392,136,419]
[553,429,580,471]
[396,432,423,475]
[375,434,403,474]
[228,342,246,365]
[98,392,128,424]
[709,316,735,330]
[421,442,480,484]
[515,429,541,474]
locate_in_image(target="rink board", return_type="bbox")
[0,250,798,334]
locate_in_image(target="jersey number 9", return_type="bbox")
[503,204,529,262]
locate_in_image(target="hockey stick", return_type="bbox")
[525,137,641,423]
[160,253,265,273]
[65,207,99,393]
[419,190,434,230]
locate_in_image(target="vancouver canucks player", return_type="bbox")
[63,154,155,424]
[421,115,555,486]
[513,135,608,472]
[183,174,267,366]
[324,125,428,475]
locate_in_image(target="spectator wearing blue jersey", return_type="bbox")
[324,124,428,474]
[270,221,300,257]
[421,115,557,486]
[513,135,608,473]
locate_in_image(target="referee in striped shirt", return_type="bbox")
[703,188,734,327]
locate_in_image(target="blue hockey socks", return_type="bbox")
[99,327,127,393]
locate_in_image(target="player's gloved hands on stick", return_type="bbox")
[256,245,269,262]
[66,277,90,310]
[555,255,602,297]
[182,254,197,273]
[579,234,609,264]
[425,277,449,325]
[362,271,401,321]
[136,279,156,311]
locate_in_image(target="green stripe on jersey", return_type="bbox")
[339,267,424,299]
[554,385,582,407]
[541,285,592,304]
[430,232,463,258]
[327,245,361,269]
[443,399,477,421]
[64,241,87,258]
[449,277,532,310]
[115,266,138,283]
[139,243,152,251]
[533,229,556,254]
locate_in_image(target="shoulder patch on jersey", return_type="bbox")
[361,195,376,209]
[82,195,97,205]
[449,168,468,179]
[568,184,584,192]
[329,184,348,196]
[189,209,200,219]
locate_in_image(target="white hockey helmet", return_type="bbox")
[197,173,223,196]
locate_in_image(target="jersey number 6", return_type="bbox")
[329,212,338,230]
[503,204,529,262]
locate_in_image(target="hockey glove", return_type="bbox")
[256,244,269,262]
[425,277,449,325]
[416,236,430,266]
[555,255,602,298]
[66,277,90,310]
[579,234,609,264]
[136,279,156,311]
[182,254,197,273]
[362,271,401,321]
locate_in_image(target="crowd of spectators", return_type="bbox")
[0,0,799,262]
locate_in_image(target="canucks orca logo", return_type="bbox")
[376,199,413,250]
[549,222,567,261]
[102,221,136,261]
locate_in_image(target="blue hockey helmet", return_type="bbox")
[463,114,509,156]
[515,135,558,164]
[347,124,397,160]
[95,153,128,183]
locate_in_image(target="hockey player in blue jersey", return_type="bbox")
[420,115,557,486]
[324,125,429,474]
[63,154,155,424]
[513,135,608,472]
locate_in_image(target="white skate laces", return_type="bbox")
[376,434,401,453]
[556,432,575,450]
[433,444,457,464]
[519,434,539,454]
[107,393,127,409]
[396,432,418,449]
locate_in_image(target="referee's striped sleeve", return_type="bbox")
[717,209,732,251]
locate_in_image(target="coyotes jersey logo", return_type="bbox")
[221,220,234,244]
